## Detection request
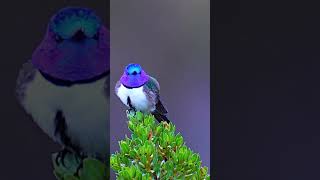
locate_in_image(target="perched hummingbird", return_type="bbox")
[115,63,170,123]
[15,7,110,164]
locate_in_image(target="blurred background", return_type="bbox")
[0,1,108,179]
[110,0,210,178]
[0,0,209,179]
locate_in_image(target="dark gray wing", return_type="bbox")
[144,76,169,123]
[15,60,37,103]
[155,99,168,114]
[144,76,167,113]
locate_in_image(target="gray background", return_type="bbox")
[110,0,210,178]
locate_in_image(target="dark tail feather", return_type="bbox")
[152,112,170,123]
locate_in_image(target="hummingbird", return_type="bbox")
[15,7,110,166]
[115,63,170,123]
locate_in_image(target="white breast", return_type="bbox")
[117,84,151,113]
[22,71,109,157]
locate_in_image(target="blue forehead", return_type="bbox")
[126,64,142,74]
[49,7,101,39]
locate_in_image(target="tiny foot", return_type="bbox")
[55,148,71,167]
[74,159,84,176]
[126,109,136,118]
[73,153,87,176]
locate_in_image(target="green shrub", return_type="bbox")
[111,112,210,179]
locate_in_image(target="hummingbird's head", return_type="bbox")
[49,7,101,43]
[32,7,109,81]
[120,63,149,88]
[126,63,142,75]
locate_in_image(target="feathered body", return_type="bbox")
[115,64,169,123]
[16,7,109,160]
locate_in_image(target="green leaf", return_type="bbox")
[135,111,144,121]
[175,134,184,147]
[119,141,130,154]
[110,154,121,171]
[79,158,108,180]
[128,120,135,132]
[64,174,79,180]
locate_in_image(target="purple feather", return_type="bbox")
[120,70,149,88]
[31,8,109,81]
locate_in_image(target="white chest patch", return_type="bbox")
[22,71,109,157]
[116,84,151,112]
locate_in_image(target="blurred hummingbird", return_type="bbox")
[115,63,170,123]
[15,7,110,165]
